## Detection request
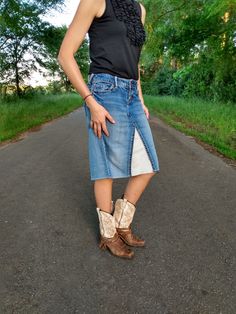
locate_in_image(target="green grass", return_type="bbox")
[1,93,235,160]
[144,95,236,160]
[0,93,82,142]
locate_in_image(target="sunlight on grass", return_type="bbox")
[0,93,82,142]
[1,93,235,160]
[144,95,236,160]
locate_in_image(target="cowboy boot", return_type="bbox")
[96,207,134,259]
[113,196,145,247]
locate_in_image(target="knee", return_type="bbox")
[138,171,156,179]
[149,171,156,177]
[147,171,158,180]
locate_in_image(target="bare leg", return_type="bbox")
[94,178,113,213]
[123,172,156,206]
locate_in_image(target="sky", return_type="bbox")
[25,0,81,87]
[43,0,80,27]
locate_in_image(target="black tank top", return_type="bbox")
[88,0,143,80]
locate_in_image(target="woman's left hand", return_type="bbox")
[142,104,150,120]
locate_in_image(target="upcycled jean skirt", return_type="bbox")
[83,72,160,181]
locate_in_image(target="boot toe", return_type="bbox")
[99,233,135,259]
[117,227,145,247]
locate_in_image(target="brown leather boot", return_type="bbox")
[99,232,134,259]
[117,225,145,247]
[113,197,145,247]
[96,207,134,259]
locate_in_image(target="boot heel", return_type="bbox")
[99,240,107,250]
[96,207,134,259]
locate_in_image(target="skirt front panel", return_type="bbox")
[83,73,160,180]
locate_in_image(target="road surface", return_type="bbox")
[0,107,235,314]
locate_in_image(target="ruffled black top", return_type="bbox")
[110,0,146,47]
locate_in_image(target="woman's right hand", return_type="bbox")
[88,102,116,138]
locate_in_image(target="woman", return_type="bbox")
[58,0,160,259]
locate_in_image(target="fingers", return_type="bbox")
[106,112,115,124]
[92,121,101,138]
[90,110,115,138]
[142,105,149,120]
[101,121,109,137]
[95,122,102,138]
[91,121,109,138]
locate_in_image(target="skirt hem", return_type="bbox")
[90,169,160,181]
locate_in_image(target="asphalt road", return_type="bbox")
[0,107,235,314]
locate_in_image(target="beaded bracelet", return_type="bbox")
[83,93,93,101]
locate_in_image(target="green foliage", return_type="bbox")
[0,0,65,96]
[21,86,47,99]
[145,94,236,159]
[140,0,236,102]
[0,92,82,142]
[39,24,89,90]
[1,0,235,103]
[0,0,90,97]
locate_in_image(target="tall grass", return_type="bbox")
[0,93,82,142]
[145,95,236,160]
[1,92,235,160]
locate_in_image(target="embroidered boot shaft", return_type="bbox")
[96,207,116,238]
[96,207,134,259]
[113,197,136,228]
[113,197,145,247]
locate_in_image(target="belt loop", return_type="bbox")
[114,76,117,88]
[88,73,95,84]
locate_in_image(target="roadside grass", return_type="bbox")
[144,95,236,160]
[0,93,82,142]
[1,92,235,161]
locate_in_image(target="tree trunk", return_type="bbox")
[15,63,21,97]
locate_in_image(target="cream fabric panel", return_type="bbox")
[131,128,153,175]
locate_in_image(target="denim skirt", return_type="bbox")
[83,72,160,181]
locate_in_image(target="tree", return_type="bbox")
[40,25,90,92]
[141,0,236,101]
[0,0,65,96]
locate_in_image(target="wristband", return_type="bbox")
[83,93,93,101]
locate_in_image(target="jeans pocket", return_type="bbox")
[91,81,115,93]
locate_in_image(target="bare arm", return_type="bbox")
[137,3,150,119]
[137,63,145,106]
[57,0,115,138]
[57,0,100,108]
[137,2,146,106]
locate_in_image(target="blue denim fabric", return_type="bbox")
[83,72,160,180]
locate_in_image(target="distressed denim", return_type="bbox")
[83,72,160,180]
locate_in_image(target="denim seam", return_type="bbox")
[101,131,111,178]
[128,125,136,176]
